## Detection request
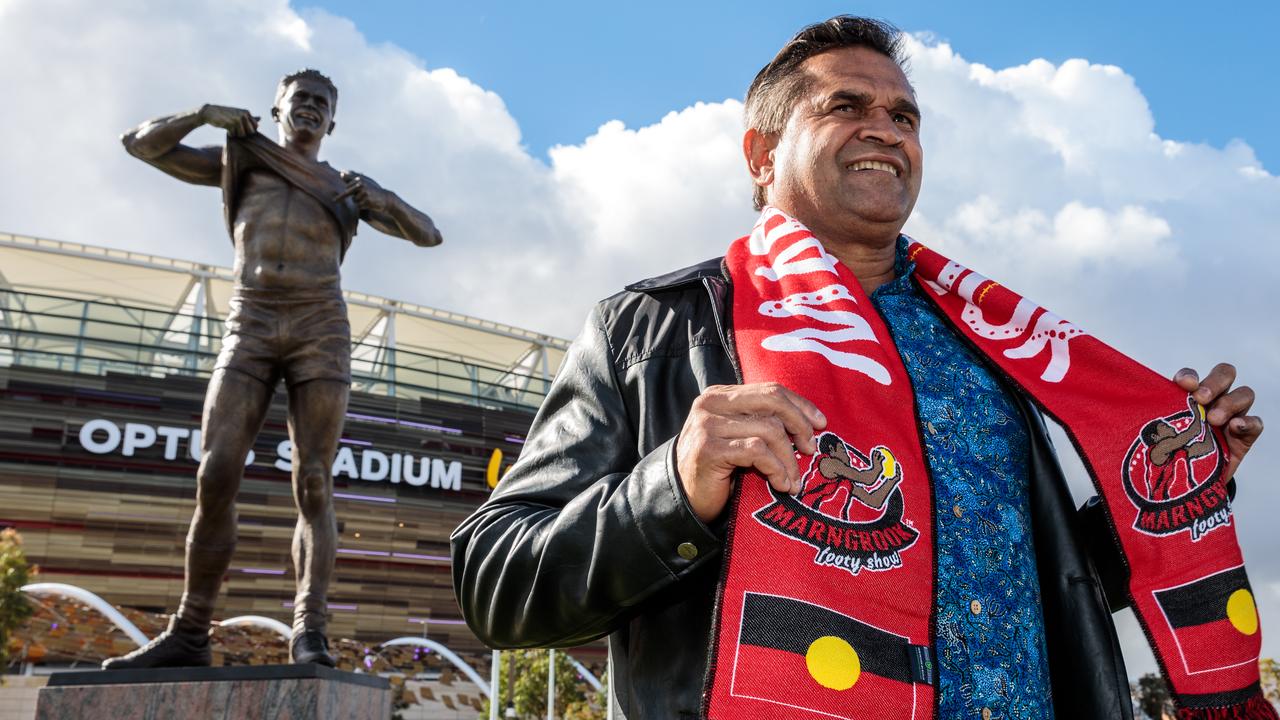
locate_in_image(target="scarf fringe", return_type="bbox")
[1177,694,1280,720]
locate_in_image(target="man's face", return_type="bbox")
[275,77,335,143]
[765,46,923,241]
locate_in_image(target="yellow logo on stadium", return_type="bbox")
[486,448,508,489]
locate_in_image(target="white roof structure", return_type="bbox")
[0,232,568,410]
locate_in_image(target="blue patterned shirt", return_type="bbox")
[869,238,1055,720]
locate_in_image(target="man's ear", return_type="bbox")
[744,128,778,195]
[327,120,336,136]
[270,107,280,121]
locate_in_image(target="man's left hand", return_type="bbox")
[1175,363,1263,480]
[336,171,391,213]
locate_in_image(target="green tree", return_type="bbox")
[1133,672,1174,720]
[478,649,603,720]
[0,528,35,667]
[1260,658,1279,709]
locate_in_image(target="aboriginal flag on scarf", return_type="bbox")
[1155,566,1262,675]
[702,208,1275,720]
[730,592,933,719]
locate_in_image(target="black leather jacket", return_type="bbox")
[451,259,1135,719]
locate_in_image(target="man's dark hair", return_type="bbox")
[274,68,339,115]
[745,16,908,210]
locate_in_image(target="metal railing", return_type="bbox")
[0,289,551,411]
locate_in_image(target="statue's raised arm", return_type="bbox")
[120,105,259,187]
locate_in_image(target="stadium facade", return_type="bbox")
[0,231,570,661]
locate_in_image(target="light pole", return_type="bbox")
[547,648,556,720]
[606,650,614,720]
[506,648,516,718]
[489,650,500,720]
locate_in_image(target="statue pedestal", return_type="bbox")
[36,664,390,720]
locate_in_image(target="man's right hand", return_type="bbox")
[199,105,259,137]
[675,383,826,524]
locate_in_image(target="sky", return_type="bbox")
[306,1,1280,170]
[1,0,1277,680]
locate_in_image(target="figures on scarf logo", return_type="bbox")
[753,432,918,577]
[799,434,902,521]
[921,259,1086,383]
[1123,395,1233,542]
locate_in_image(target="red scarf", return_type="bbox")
[703,208,1274,720]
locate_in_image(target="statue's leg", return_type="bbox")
[178,368,275,630]
[286,378,347,664]
[102,368,273,670]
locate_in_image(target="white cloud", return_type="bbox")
[1,0,1277,677]
[549,104,752,274]
[938,196,1175,270]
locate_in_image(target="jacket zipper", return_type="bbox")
[703,271,744,384]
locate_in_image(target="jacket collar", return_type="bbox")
[624,257,726,293]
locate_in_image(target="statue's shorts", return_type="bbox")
[214,289,351,387]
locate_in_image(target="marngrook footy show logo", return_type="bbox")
[753,432,918,576]
[1122,395,1232,542]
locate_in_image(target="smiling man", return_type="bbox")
[451,17,1265,720]
[104,69,442,669]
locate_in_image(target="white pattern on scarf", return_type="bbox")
[922,257,1085,383]
[749,209,892,385]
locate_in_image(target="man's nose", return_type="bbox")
[856,108,904,146]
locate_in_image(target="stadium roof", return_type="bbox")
[0,232,569,410]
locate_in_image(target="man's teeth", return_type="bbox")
[850,160,899,176]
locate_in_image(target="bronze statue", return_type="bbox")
[104,69,442,669]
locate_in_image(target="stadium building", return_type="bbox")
[0,231,571,665]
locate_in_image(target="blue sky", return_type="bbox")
[306,0,1280,171]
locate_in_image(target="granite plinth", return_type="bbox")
[36,664,391,720]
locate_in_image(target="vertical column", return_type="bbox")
[547,648,556,720]
[186,277,206,373]
[540,343,550,400]
[606,649,614,720]
[384,306,398,397]
[73,299,89,374]
[489,649,500,720]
